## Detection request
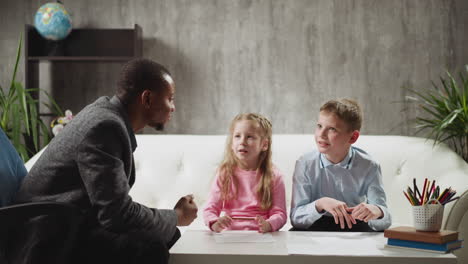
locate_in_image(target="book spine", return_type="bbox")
[384,244,461,254]
[384,234,441,244]
[387,239,449,252]
[384,231,459,244]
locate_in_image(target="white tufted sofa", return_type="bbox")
[26,135,468,262]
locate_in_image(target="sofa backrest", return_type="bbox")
[129,134,468,230]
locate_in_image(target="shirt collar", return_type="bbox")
[319,147,354,170]
[110,95,138,152]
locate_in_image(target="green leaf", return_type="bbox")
[0,83,5,106]
[11,104,20,146]
[29,103,39,152]
[8,34,22,97]
[420,105,444,120]
[14,81,30,133]
[39,121,50,148]
[41,90,64,116]
[440,109,461,129]
[17,144,28,163]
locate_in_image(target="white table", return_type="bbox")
[169,230,457,264]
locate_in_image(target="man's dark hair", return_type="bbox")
[116,58,172,105]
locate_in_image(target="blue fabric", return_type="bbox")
[290,146,392,231]
[0,127,27,207]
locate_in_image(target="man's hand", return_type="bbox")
[174,194,198,226]
[315,197,356,229]
[211,216,233,232]
[255,216,272,233]
[349,203,382,222]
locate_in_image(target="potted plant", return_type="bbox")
[0,35,62,162]
[407,67,468,162]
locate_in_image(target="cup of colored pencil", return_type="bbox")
[403,178,459,206]
[403,178,459,231]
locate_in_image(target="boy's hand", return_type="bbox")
[349,203,383,222]
[212,216,233,232]
[255,216,272,233]
[316,197,356,229]
[174,194,198,226]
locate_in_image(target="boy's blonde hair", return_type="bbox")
[320,98,362,131]
[218,113,274,210]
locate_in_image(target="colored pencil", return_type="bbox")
[421,178,428,205]
[413,178,422,200]
[444,191,456,203]
[406,187,418,205]
[443,196,460,205]
[403,191,414,205]
[439,189,451,204]
[425,180,432,204]
[428,180,436,201]
[437,188,448,202]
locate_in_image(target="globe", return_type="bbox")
[34,2,72,41]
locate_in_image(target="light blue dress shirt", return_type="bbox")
[290,146,391,231]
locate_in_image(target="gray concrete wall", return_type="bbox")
[1,0,467,135]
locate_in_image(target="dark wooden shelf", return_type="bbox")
[39,113,55,117]
[28,56,136,62]
[26,24,142,58]
[25,24,142,145]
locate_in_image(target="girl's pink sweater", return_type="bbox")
[203,167,287,231]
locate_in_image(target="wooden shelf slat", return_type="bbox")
[28,56,136,61]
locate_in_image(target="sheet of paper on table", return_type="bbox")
[287,235,384,256]
[214,231,275,243]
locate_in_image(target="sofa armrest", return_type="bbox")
[444,190,468,263]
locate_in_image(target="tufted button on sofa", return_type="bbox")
[26,135,468,262]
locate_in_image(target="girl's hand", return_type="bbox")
[349,203,383,222]
[212,216,233,232]
[255,216,272,233]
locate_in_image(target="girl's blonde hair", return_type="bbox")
[218,113,274,210]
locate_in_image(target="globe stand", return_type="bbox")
[44,39,65,56]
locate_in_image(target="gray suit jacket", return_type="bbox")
[15,96,178,243]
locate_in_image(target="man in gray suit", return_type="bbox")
[15,58,197,264]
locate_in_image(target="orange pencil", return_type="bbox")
[424,180,431,204]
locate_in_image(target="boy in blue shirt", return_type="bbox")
[290,99,391,231]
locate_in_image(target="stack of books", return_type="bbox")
[384,226,463,253]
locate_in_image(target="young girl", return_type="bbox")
[203,113,287,233]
